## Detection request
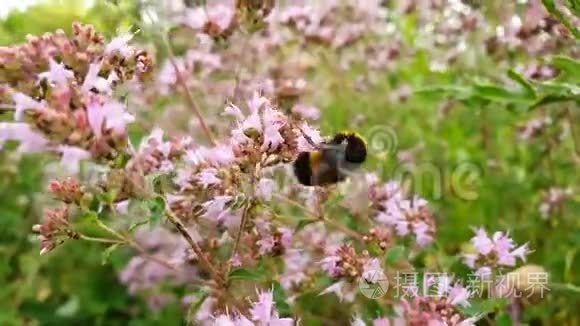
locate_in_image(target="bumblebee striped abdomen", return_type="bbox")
[293,151,314,186]
[293,131,367,186]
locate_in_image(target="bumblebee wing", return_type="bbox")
[312,161,343,185]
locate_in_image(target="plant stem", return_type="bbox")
[227,171,256,276]
[567,107,580,158]
[90,219,176,271]
[228,199,251,275]
[161,35,216,146]
[163,198,225,284]
[272,193,364,241]
[78,234,125,244]
[550,282,580,294]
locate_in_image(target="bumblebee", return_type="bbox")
[293,131,367,186]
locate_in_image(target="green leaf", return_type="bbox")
[471,84,534,103]
[186,291,209,324]
[56,296,79,317]
[323,193,345,209]
[459,297,508,317]
[228,268,263,282]
[101,243,120,265]
[542,0,580,39]
[128,219,148,232]
[551,55,580,83]
[414,85,472,100]
[507,69,536,99]
[495,312,513,326]
[272,282,292,316]
[568,0,580,15]
[79,211,99,223]
[530,94,577,110]
[147,196,165,227]
[384,245,406,265]
[295,218,317,233]
[228,195,248,210]
[552,56,580,78]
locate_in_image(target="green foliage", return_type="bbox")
[0,0,138,45]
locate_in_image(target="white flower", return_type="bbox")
[11,93,44,121]
[38,58,74,86]
[58,145,91,174]
[82,62,111,94]
[105,33,134,57]
[256,178,277,201]
[0,122,48,152]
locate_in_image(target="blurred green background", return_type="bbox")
[1,0,579,325]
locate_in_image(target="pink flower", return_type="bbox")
[292,104,320,120]
[196,168,221,188]
[373,318,391,326]
[352,317,366,326]
[87,100,134,137]
[205,144,236,166]
[262,105,286,129]
[213,314,236,326]
[249,289,293,325]
[464,228,529,272]
[230,127,252,146]
[446,284,471,307]
[257,235,275,255]
[475,266,492,279]
[11,92,44,121]
[0,122,48,152]
[247,91,268,113]
[223,103,245,121]
[104,33,133,57]
[58,145,91,174]
[202,196,232,221]
[320,254,342,278]
[296,123,322,152]
[471,228,494,255]
[279,228,293,249]
[241,111,262,133]
[230,253,242,268]
[261,125,285,152]
[319,281,357,302]
[362,258,383,283]
[413,221,433,247]
[38,58,74,86]
[256,178,277,201]
[183,4,235,33]
[281,249,310,290]
[82,62,111,94]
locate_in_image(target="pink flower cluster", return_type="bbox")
[351,276,474,326]
[463,228,529,277]
[368,176,436,247]
[0,23,152,173]
[210,289,294,326]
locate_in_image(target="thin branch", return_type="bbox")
[567,107,580,158]
[89,219,177,271]
[227,171,256,275]
[126,237,178,271]
[228,199,251,274]
[161,35,216,145]
[163,197,225,284]
[272,193,364,241]
[550,282,580,294]
[78,234,125,244]
[322,217,365,241]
